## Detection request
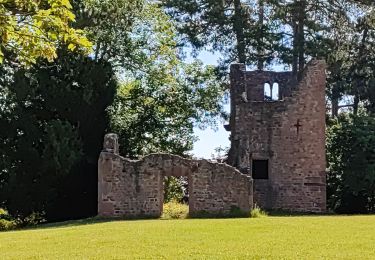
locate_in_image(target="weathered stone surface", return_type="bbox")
[98,144,253,218]
[227,60,327,213]
[103,133,119,155]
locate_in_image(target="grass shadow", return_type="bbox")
[267,210,335,217]
[18,215,161,232]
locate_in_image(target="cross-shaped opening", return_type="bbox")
[294,119,302,135]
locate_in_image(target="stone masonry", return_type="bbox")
[98,134,253,218]
[227,60,327,213]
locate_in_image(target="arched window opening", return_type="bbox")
[272,82,280,101]
[264,83,272,101]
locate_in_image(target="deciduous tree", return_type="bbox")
[0,0,92,65]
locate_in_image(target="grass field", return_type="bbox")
[1,215,375,259]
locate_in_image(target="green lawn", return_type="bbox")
[1,216,375,259]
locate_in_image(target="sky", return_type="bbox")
[190,51,230,159]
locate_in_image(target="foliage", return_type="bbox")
[0,208,16,231]
[327,112,375,213]
[73,0,143,66]
[160,0,283,69]
[0,219,16,231]
[211,146,229,162]
[250,205,268,218]
[110,61,225,158]
[2,216,375,258]
[326,3,375,115]
[161,0,375,114]
[0,51,117,221]
[164,177,186,203]
[0,208,10,220]
[107,3,226,158]
[0,117,82,219]
[161,201,189,219]
[0,0,92,65]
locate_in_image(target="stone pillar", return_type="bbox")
[98,134,119,217]
[103,133,119,154]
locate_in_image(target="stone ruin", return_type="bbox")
[227,59,326,212]
[98,59,327,218]
[98,134,253,218]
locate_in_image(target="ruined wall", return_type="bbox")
[98,134,253,218]
[227,60,326,213]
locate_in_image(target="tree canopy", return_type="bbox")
[0,0,92,65]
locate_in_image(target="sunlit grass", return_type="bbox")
[1,215,375,259]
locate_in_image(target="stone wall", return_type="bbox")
[227,60,327,213]
[98,134,253,218]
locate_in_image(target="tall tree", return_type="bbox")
[73,0,226,157]
[160,0,282,69]
[327,112,375,213]
[271,0,338,75]
[107,3,226,158]
[0,50,117,220]
[325,1,375,116]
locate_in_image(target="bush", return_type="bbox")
[0,208,13,221]
[250,206,268,218]
[162,201,189,219]
[0,209,17,231]
[0,219,17,231]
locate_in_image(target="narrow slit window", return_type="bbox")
[252,160,269,179]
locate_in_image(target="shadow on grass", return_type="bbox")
[267,210,336,217]
[18,210,252,231]
[6,211,366,233]
[19,215,160,232]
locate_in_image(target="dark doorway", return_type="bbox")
[252,160,269,179]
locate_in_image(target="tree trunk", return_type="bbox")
[292,12,298,75]
[257,0,265,70]
[353,95,360,115]
[233,0,247,64]
[353,26,368,115]
[292,0,306,77]
[331,97,339,118]
[297,0,306,75]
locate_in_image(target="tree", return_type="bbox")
[324,1,375,117]
[72,0,143,66]
[327,112,375,213]
[160,0,282,69]
[0,51,117,220]
[104,4,226,158]
[75,1,226,158]
[0,0,92,65]
[109,60,226,158]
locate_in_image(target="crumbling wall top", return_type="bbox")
[103,133,119,155]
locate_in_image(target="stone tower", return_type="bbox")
[226,60,326,213]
